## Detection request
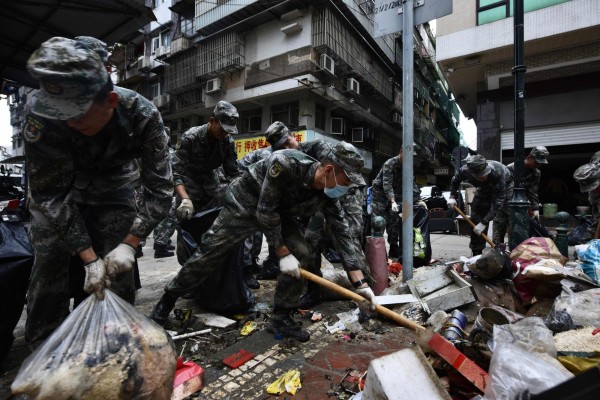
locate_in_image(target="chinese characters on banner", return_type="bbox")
[234,131,306,160]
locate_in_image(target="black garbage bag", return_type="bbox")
[529,218,554,240]
[413,205,432,267]
[0,219,34,364]
[177,208,255,315]
[567,215,594,246]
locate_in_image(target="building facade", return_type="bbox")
[436,0,600,213]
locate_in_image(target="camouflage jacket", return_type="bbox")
[24,86,173,254]
[372,156,420,203]
[238,147,272,172]
[451,160,513,224]
[507,162,541,210]
[233,149,361,271]
[173,123,240,201]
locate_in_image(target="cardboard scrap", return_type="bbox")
[194,313,236,328]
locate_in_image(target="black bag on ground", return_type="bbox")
[413,205,432,267]
[529,218,554,239]
[0,219,34,364]
[567,215,594,246]
[177,208,255,315]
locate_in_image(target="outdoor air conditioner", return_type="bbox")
[391,112,402,125]
[352,127,364,143]
[152,95,169,108]
[206,78,222,95]
[320,54,335,75]
[331,117,343,135]
[155,46,170,59]
[138,56,151,71]
[347,78,360,95]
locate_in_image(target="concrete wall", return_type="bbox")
[435,0,477,36]
[245,14,312,63]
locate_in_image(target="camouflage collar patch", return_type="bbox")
[269,161,283,178]
[24,115,45,143]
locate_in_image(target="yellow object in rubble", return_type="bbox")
[240,321,257,336]
[266,369,301,395]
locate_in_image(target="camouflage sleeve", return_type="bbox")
[256,153,295,249]
[528,169,541,210]
[484,173,507,224]
[382,160,396,203]
[323,198,361,271]
[339,187,364,235]
[172,129,194,187]
[132,111,173,238]
[450,168,465,197]
[24,114,92,254]
[223,139,241,178]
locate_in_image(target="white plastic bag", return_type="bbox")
[12,290,177,399]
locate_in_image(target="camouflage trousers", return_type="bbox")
[241,231,263,267]
[25,201,137,344]
[492,184,515,246]
[370,192,401,253]
[165,194,311,310]
[154,196,177,246]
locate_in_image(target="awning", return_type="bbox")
[0,0,155,89]
[1,155,26,164]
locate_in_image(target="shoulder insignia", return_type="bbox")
[269,161,283,178]
[24,115,45,143]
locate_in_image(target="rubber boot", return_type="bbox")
[154,244,174,258]
[244,267,260,289]
[150,292,178,326]
[298,284,322,309]
[267,311,310,342]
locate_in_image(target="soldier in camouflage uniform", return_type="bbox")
[450,155,513,255]
[573,163,600,241]
[151,142,377,342]
[494,146,549,244]
[173,101,241,221]
[371,149,422,258]
[23,37,172,344]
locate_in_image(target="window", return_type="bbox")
[477,0,570,26]
[241,108,262,133]
[315,103,326,130]
[331,117,343,135]
[151,37,160,54]
[180,18,194,37]
[150,82,160,99]
[271,102,299,129]
[160,30,171,48]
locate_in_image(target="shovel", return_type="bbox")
[453,205,496,248]
[299,269,425,332]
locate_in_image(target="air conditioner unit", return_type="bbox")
[320,54,335,75]
[155,46,170,59]
[152,94,169,108]
[205,78,222,95]
[352,127,364,143]
[331,117,343,135]
[347,78,360,95]
[391,112,402,125]
[138,56,151,71]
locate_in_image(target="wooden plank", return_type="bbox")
[412,267,453,297]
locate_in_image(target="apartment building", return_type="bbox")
[111,0,461,186]
[436,0,600,211]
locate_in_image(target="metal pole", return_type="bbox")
[401,0,414,282]
[508,0,529,250]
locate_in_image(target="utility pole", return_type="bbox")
[508,0,529,250]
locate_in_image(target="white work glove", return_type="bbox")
[176,198,194,220]
[391,202,399,213]
[83,258,110,300]
[104,243,137,279]
[447,197,457,208]
[533,210,540,221]
[279,254,301,279]
[417,200,428,210]
[356,286,378,311]
[473,222,486,235]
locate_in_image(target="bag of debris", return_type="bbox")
[567,215,594,245]
[575,239,600,282]
[544,287,600,334]
[469,247,512,280]
[11,290,177,399]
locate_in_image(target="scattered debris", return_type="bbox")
[171,358,204,400]
[171,329,212,341]
[341,369,367,394]
[240,321,258,336]
[222,349,255,369]
[266,369,302,395]
[193,313,236,329]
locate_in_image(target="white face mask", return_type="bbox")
[323,167,349,198]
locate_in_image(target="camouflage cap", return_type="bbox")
[328,141,365,185]
[464,154,491,177]
[27,37,109,120]
[213,100,239,135]
[530,146,549,164]
[591,150,600,166]
[74,36,108,64]
[265,121,291,150]
[573,163,600,193]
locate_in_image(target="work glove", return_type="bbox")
[533,210,540,221]
[83,258,110,300]
[447,197,457,208]
[176,198,194,220]
[473,222,486,235]
[279,254,301,279]
[417,200,428,210]
[104,243,137,279]
[356,286,378,311]
[391,202,399,213]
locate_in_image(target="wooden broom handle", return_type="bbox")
[453,205,496,248]
[299,269,425,332]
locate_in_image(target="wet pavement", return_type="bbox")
[1,230,570,399]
